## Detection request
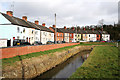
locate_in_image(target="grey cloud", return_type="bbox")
[0,0,118,28]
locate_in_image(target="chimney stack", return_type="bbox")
[92,28,94,31]
[83,27,85,31]
[42,23,45,27]
[22,16,27,21]
[6,11,13,17]
[53,25,56,28]
[35,20,39,25]
[64,26,66,29]
[101,28,103,31]
[72,27,75,30]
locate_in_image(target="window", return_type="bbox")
[23,36,25,39]
[17,36,19,39]
[61,34,62,36]
[26,37,28,42]
[17,27,20,33]
[89,35,90,37]
[35,31,38,34]
[78,35,79,37]
[43,32,45,35]
[70,34,72,37]
[97,35,99,37]
[58,34,59,36]
[67,34,69,36]
[23,28,25,33]
[75,35,77,37]
[32,30,34,34]
[75,39,77,41]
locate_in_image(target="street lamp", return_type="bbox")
[55,13,57,44]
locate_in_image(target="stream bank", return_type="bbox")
[2,45,95,79]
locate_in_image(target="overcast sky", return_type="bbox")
[0,0,119,28]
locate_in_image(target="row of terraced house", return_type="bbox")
[0,11,110,47]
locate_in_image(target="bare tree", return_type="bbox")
[98,19,104,28]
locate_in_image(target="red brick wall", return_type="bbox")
[0,43,79,59]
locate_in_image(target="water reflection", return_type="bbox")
[81,53,89,63]
[32,50,91,80]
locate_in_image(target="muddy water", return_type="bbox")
[32,50,91,80]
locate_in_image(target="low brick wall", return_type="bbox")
[1,43,79,59]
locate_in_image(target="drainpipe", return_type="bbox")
[40,29,41,43]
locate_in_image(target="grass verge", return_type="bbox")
[2,44,80,67]
[2,42,116,67]
[69,46,119,79]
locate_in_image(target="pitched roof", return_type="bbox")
[58,28,70,33]
[66,29,75,33]
[36,25,54,33]
[1,12,53,32]
[93,30,100,34]
[1,13,33,28]
[98,30,108,34]
[50,27,63,33]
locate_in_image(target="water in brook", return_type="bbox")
[33,50,91,80]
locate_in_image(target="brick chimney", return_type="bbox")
[64,26,66,29]
[22,16,27,21]
[83,27,85,31]
[6,11,13,17]
[35,20,39,25]
[53,25,56,28]
[42,23,45,27]
[101,28,103,31]
[92,28,94,31]
[72,27,74,30]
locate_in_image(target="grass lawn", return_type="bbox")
[69,46,119,79]
[2,42,116,67]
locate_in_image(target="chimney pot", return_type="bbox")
[92,28,94,31]
[83,27,85,31]
[22,16,27,21]
[72,27,75,30]
[53,25,56,28]
[6,11,13,17]
[42,23,45,27]
[101,28,103,31]
[35,20,39,25]
[64,26,66,29]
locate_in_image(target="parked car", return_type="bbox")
[79,40,87,42]
[95,40,100,42]
[117,40,120,42]
[13,39,30,46]
[101,41,106,42]
[33,41,42,45]
[62,41,66,43]
[13,39,25,46]
[57,41,61,44]
[20,42,30,46]
[46,41,54,44]
[89,41,93,42]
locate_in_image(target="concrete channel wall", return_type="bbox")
[2,45,95,79]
